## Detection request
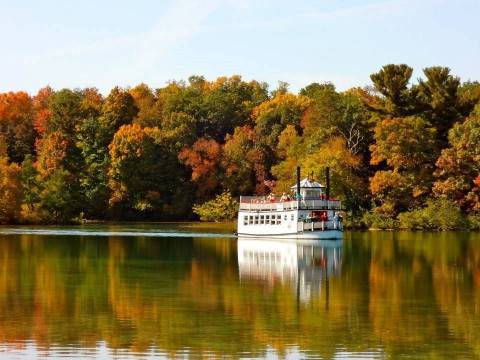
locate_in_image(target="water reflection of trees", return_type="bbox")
[0,232,478,358]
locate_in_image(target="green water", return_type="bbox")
[0,224,479,359]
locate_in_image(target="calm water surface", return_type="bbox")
[0,223,479,359]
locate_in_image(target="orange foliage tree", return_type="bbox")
[179,137,222,200]
[0,91,36,162]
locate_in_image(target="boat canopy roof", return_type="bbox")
[290,177,325,189]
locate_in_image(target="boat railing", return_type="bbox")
[297,220,343,232]
[239,196,341,211]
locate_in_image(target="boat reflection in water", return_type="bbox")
[237,237,342,303]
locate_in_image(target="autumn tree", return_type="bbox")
[270,125,303,191]
[369,116,437,214]
[32,86,54,134]
[299,84,342,151]
[223,125,267,195]
[300,84,372,161]
[101,87,138,130]
[303,137,365,207]
[108,124,189,218]
[35,131,69,177]
[130,83,161,127]
[433,112,480,211]
[253,92,310,149]
[0,91,36,163]
[274,85,372,213]
[179,137,222,200]
[81,87,103,118]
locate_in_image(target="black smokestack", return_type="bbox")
[296,166,301,198]
[326,167,330,200]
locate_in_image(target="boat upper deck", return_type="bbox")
[239,196,341,212]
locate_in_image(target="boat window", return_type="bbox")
[243,215,248,225]
[284,214,287,221]
[265,215,270,224]
[249,215,253,225]
[260,215,265,224]
[276,214,281,225]
[254,215,259,225]
[291,214,294,221]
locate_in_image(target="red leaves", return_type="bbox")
[474,175,480,187]
[179,138,221,196]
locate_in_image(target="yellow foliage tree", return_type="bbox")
[0,137,21,223]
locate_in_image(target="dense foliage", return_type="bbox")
[0,67,479,226]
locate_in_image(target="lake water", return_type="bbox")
[0,224,479,359]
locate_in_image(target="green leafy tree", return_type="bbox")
[193,192,238,221]
[0,137,21,223]
[76,117,113,218]
[108,124,186,217]
[36,168,76,223]
[156,75,268,142]
[398,198,467,230]
[369,64,418,116]
[417,67,464,142]
[46,89,84,136]
[19,155,40,218]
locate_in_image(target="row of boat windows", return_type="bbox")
[242,250,283,263]
[243,214,295,226]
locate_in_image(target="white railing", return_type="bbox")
[239,196,341,211]
[297,220,343,232]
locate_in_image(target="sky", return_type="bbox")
[0,0,479,94]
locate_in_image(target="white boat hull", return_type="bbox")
[237,229,343,240]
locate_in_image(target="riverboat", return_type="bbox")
[237,167,343,240]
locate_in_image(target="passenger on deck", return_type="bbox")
[333,212,342,229]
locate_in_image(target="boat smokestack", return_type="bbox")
[296,166,301,199]
[325,167,330,200]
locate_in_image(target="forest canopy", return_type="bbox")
[0,67,479,227]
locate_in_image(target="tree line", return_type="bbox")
[0,65,479,228]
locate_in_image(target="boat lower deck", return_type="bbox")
[237,229,343,240]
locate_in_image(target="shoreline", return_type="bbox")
[1,221,478,232]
